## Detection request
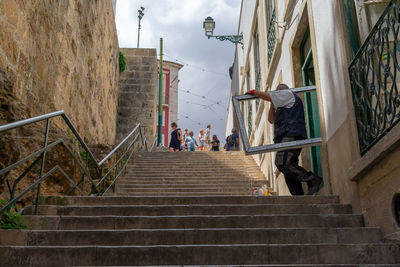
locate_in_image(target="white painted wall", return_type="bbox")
[309,0,349,139]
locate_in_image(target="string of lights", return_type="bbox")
[161,53,230,78]
[169,86,225,106]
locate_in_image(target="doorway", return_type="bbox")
[300,29,323,177]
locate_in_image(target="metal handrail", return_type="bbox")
[149,134,159,151]
[0,110,147,215]
[232,85,322,155]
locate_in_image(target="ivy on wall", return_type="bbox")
[119,51,126,73]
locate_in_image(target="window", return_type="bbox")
[266,0,276,63]
[253,26,261,109]
[246,72,253,136]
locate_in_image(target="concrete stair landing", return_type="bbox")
[0,151,399,266]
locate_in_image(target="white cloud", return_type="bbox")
[115,0,241,142]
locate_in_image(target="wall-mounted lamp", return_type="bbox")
[203,16,243,48]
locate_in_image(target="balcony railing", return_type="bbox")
[267,9,276,63]
[248,102,253,136]
[348,0,400,154]
[255,69,261,109]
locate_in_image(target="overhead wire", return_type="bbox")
[162,53,230,78]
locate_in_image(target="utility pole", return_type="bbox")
[137,7,145,48]
[158,38,163,146]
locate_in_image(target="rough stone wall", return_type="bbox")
[357,146,400,238]
[117,48,158,147]
[0,0,119,144]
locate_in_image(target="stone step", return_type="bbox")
[113,192,253,196]
[120,177,263,181]
[115,187,253,193]
[131,158,251,161]
[121,176,264,180]
[116,180,264,185]
[39,196,340,206]
[116,180,261,185]
[24,214,365,230]
[125,170,261,174]
[1,244,399,266]
[135,151,245,155]
[0,227,381,246]
[115,183,265,188]
[24,204,352,216]
[119,176,264,180]
[135,151,247,157]
[125,170,261,175]
[116,184,257,189]
[66,265,400,267]
[128,161,258,164]
[129,161,257,165]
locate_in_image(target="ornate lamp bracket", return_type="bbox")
[212,32,244,49]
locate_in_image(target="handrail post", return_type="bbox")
[139,126,147,151]
[34,118,50,215]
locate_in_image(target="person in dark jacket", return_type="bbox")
[246,84,322,195]
[169,122,182,152]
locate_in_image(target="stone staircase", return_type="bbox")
[0,151,399,266]
[115,151,267,196]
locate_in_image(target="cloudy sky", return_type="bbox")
[115,0,241,144]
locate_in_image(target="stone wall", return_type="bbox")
[0,0,119,144]
[357,146,400,239]
[117,48,158,147]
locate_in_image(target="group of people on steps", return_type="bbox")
[169,123,239,152]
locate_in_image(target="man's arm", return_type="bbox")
[251,90,272,102]
[268,103,275,124]
[246,90,274,124]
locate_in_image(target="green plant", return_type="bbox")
[88,56,93,67]
[116,120,120,134]
[119,51,126,73]
[80,150,89,161]
[67,128,77,141]
[87,56,93,67]
[0,199,27,230]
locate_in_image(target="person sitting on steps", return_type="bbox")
[246,83,323,195]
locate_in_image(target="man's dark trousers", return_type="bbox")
[274,136,314,195]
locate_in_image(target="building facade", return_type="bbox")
[227,0,400,240]
[159,60,183,146]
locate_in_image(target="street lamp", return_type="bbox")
[203,16,215,38]
[202,16,243,48]
[137,6,145,48]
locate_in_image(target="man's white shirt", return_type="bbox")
[269,90,295,109]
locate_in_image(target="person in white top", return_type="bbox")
[246,84,322,195]
[198,129,207,151]
[205,125,211,147]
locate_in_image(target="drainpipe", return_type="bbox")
[158,38,163,146]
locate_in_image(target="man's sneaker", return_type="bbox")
[307,176,323,195]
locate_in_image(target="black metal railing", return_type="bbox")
[349,0,400,154]
[267,9,276,63]
[255,69,261,109]
[0,111,147,215]
[247,102,253,137]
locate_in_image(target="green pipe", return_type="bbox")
[158,38,163,146]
